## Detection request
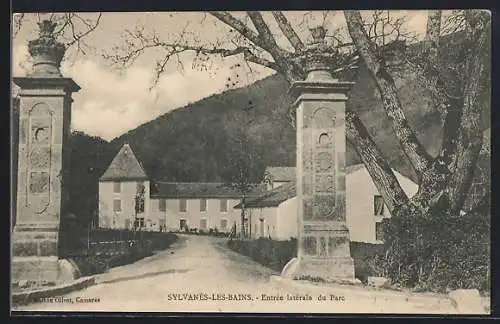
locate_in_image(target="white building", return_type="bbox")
[236,164,418,244]
[98,143,265,232]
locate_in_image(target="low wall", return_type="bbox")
[69,231,178,277]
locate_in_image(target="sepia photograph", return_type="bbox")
[10,10,491,314]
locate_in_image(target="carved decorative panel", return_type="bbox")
[315,152,333,172]
[303,236,317,256]
[328,236,338,252]
[29,172,50,193]
[32,126,50,144]
[317,132,333,148]
[303,199,313,220]
[313,195,336,220]
[30,147,51,169]
[26,103,53,215]
[312,107,335,129]
[315,174,335,193]
[318,237,328,256]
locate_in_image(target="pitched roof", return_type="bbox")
[150,182,267,199]
[234,182,296,209]
[99,143,149,181]
[265,166,295,182]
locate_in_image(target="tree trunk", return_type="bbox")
[240,196,246,238]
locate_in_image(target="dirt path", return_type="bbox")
[13,234,463,314]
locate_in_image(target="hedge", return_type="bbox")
[68,231,178,277]
[227,238,385,281]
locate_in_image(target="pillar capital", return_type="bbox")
[27,20,66,78]
[13,77,80,94]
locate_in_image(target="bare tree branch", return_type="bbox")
[345,10,433,176]
[271,11,305,52]
[246,11,290,58]
[424,10,442,61]
[208,12,264,50]
[66,13,102,49]
[12,13,25,37]
[104,25,280,87]
[346,108,410,214]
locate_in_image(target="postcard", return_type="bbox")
[11,10,491,315]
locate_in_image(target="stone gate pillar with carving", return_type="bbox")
[12,21,80,287]
[282,28,355,282]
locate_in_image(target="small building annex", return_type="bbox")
[235,164,419,244]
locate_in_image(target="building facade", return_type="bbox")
[236,164,419,244]
[98,143,266,232]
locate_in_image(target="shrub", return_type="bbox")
[376,200,490,293]
[227,238,297,272]
[69,232,178,277]
[350,242,385,283]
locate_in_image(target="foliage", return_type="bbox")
[228,238,390,282]
[373,199,490,293]
[69,231,178,276]
[350,242,385,282]
[227,238,297,272]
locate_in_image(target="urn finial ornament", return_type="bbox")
[304,26,337,82]
[28,20,66,77]
[310,26,327,44]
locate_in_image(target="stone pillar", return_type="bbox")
[12,21,80,287]
[282,27,355,282]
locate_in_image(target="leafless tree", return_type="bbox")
[12,13,102,62]
[14,10,490,230]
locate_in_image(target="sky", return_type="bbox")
[12,11,430,141]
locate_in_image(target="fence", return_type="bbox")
[60,226,176,257]
[62,228,177,277]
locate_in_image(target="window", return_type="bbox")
[179,199,187,212]
[200,219,208,230]
[259,219,265,237]
[200,199,207,212]
[374,195,385,216]
[135,197,145,213]
[113,199,121,212]
[376,222,384,242]
[134,218,145,228]
[220,219,228,230]
[220,199,228,212]
[158,199,166,212]
[113,182,121,193]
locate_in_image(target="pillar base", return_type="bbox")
[11,225,80,289]
[11,256,79,288]
[281,256,356,283]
